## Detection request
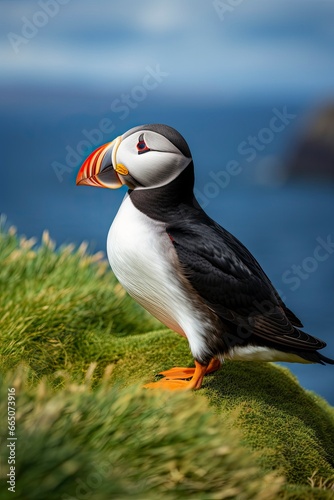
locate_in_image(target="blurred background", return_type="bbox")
[1,0,333,402]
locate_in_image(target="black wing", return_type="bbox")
[167,213,325,352]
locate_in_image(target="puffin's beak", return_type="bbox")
[76,137,123,189]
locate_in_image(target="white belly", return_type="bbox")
[107,194,209,360]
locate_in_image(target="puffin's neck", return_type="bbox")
[129,162,196,223]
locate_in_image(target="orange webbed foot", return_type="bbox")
[159,358,220,380]
[158,367,196,379]
[144,360,211,391]
[143,378,194,391]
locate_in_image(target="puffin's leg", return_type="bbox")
[144,361,208,391]
[159,358,220,380]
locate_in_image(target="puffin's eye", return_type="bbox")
[137,135,150,154]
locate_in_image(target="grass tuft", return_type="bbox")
[0,368,283,500]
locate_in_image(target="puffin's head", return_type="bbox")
[76,124,192,190]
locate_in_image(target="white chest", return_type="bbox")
[107,195,209,360]
[107,195,182,332]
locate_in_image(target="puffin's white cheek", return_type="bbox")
[137,154,172,186]
[133,153,189,188]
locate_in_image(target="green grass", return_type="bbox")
[0,223,334,499]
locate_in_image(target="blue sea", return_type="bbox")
[1,87,333,403]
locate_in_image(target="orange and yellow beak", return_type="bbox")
[76,137,123,189]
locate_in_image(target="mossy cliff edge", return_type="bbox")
[0,227,333,499]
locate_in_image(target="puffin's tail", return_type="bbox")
[295,350,334,365]
[317,353,334,365]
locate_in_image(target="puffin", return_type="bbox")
[76,123,334,390]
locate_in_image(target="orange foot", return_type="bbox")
[158,358,220,380]
[144,359,220,391]
[144,378,198,391]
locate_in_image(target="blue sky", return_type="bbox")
[1,0,334,101]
